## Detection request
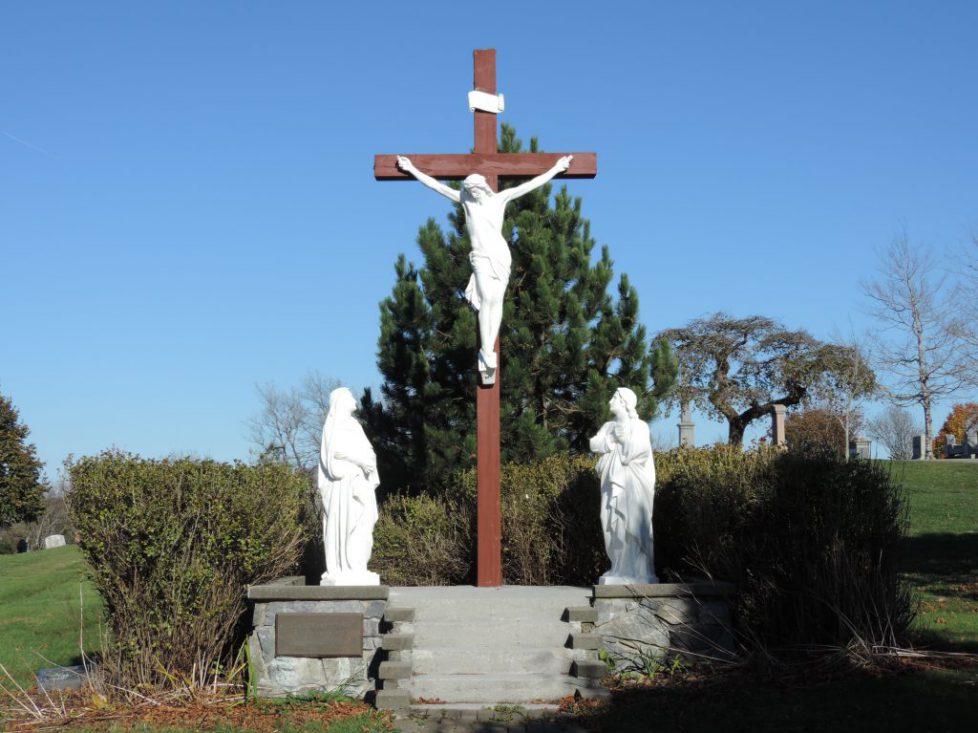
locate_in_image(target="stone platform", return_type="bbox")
[246,580,736,708]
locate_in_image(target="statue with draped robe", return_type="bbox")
[318,387,380,586]
[589,387,657,584]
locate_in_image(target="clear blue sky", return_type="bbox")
[3,1,976,476]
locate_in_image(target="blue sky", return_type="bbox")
[3,1,976,476]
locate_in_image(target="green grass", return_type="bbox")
[889,460,978,651]
[889,459,978,534]
[0,545,105,687]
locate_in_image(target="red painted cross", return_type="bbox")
[374,49,597,586]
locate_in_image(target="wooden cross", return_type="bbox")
[374,49,597,586]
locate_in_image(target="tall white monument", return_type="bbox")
[318,387,380,586]
[589,387,657,585]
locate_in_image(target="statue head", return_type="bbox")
[462,173,492,199]
[327,387,357,419]
[610,387,639,420]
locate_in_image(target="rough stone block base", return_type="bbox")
[591,582,735,669]
[247,582,389,698]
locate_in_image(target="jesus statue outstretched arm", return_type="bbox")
[396,156,461,203]
[498,156,573,203]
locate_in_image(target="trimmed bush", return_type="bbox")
[375,446,913,652]
[372,493,470,585]
[656,446,913,650]
[67,452,306,688]
[373,454,605,586]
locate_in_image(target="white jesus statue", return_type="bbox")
[396,155,573,384]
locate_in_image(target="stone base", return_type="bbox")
[320,571,381,586]
[590,582,735,670]
[598,574,658,585]
[247,582,389,698]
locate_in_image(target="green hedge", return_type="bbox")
[374,446,913,651]
[657,446,913,649]
[372,454,605,586]
[67,452,307,688]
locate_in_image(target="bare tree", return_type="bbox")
[949,235,978,373]
[863,236,966,459]
[866,405,919,460]
[823,330,877,460]
[248,371,340,473]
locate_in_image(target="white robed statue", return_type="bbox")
[396,154,572,384]
[318,387,380,586]
[589,387,657,585]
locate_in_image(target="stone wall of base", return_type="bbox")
[247,578,388,698]
[591,582,735,670]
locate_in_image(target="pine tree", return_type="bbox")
[0,391,45,526]
[365,126,675,493]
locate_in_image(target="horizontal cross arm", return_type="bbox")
[374,152,597,180]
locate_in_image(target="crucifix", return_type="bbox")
[374,49,597,586]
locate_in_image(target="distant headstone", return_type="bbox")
[16,538,29,553]
[771,404,787,447]
[36,665,86,691]
[912,435,925,460]
[678,402,695,448]
[43,534,66,549]
[849,437,871,460]
[942,431,978,459]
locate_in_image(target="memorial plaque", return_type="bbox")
[275,612,363,658]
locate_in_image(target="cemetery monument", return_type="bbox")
[246,49,735,709]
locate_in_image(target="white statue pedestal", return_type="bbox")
[598,573,658,585]
[320,570,381,587]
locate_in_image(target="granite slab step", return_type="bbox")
[410,647,574,675]
[408,672,596,704]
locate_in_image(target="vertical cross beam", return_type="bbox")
[473,49,502,587]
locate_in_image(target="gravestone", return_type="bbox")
[678,402,695,448]
[771,404,787,447]
[942,432,978,459]
[36,665,86,690]
[912,434,924,459]
[849,437,871,460]
[43,534,66,549]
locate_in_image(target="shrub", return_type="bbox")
[372,493,470,585]
[455,453,606,586]
[655,446,913,650]
[67,451,306,688]
[373,454,605,586]
[784,408,847,458]
[373,446,913,652]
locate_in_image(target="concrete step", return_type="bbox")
[411,621,571,648]
[390,586,592,624]
[409,672,593,704]
[410,647,574,675]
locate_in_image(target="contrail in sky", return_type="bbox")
[1,130,55,157]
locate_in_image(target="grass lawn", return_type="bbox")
[889,460,978,652]
[0,545,104,688]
